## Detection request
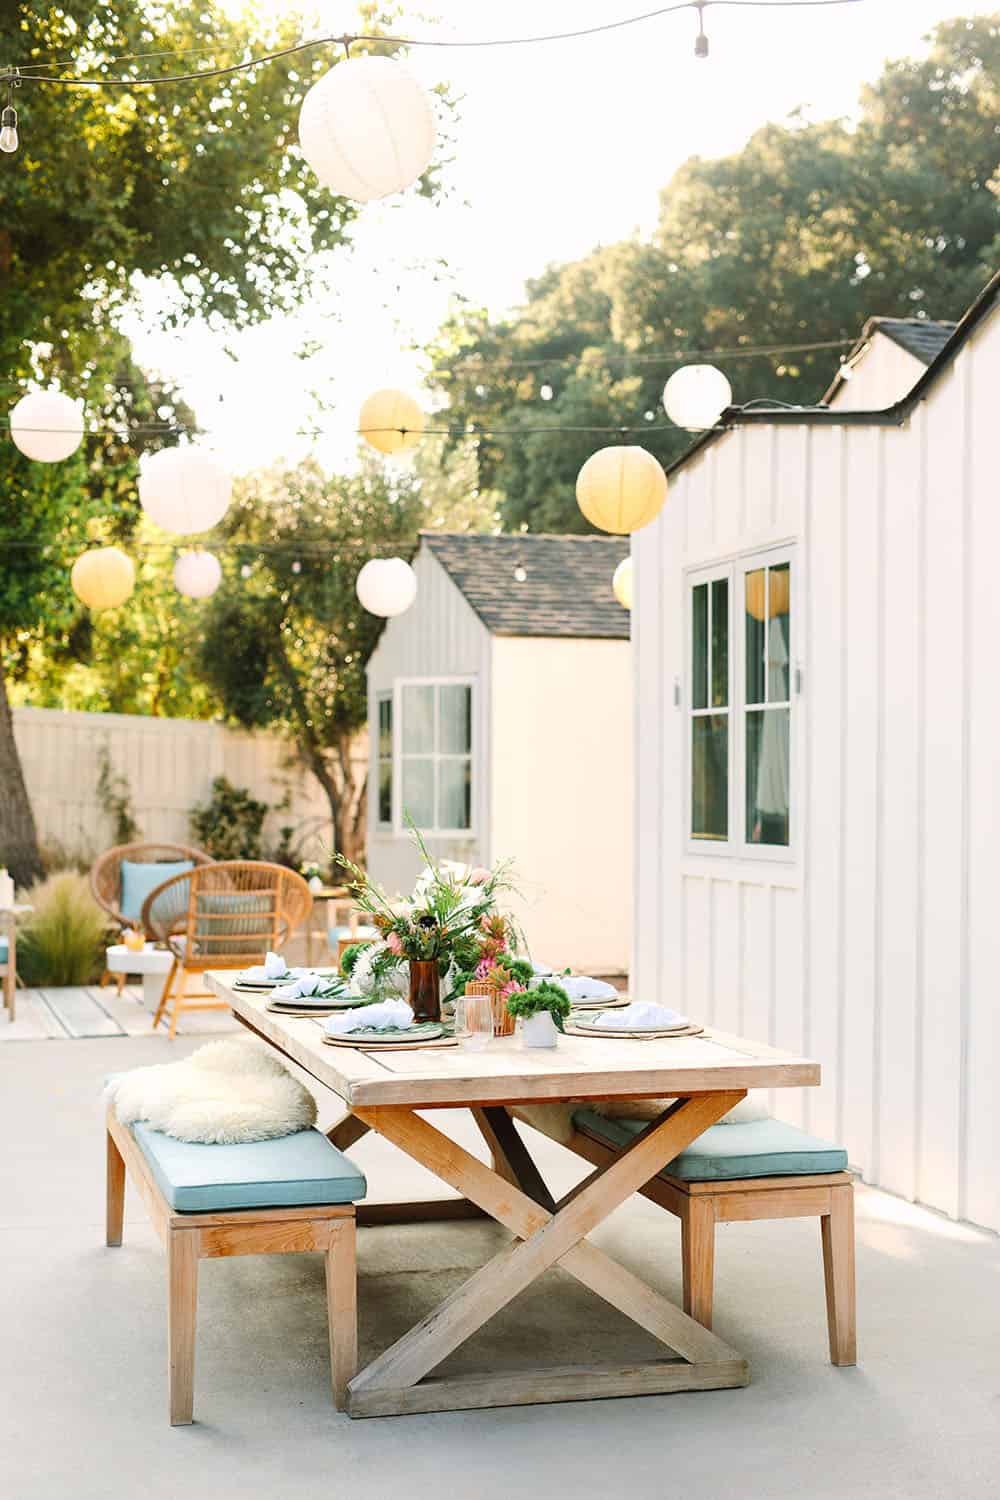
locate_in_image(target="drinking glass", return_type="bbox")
[463,992,493,1051]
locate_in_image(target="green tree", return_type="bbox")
[428,14,1000,533]
[0,1,419,885]
[193,455,493,867]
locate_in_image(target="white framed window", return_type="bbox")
[685,547,796,859]
[375,692,393,830]
[395,677,474,835]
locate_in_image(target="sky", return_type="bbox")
[123,0,997,473]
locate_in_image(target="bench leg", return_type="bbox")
[326,1218,357,1410]
[106,1130,126,1247]
[821,1183,857,1366]
[167,1227,199,1425]
[681,1195,716,1328]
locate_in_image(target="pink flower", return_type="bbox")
[468,866,490,886]
[474,956,492,980]
[386,931,404,956]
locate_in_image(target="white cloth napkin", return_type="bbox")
[241,951,295,983]
[324,999,414,1036]
[593,1001,689,1030]
[562,976,619,1002]
[271,972,329,1000]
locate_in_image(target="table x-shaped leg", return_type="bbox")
[347,1092,749,1416]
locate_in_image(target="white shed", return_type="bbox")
[366,531,633,972]
[632,270,1000,1233]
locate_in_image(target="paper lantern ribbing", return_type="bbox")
[745,568,790,622]
[138,447,231,535]
[299,56,436,203]
[71,547,135,611]
[359,389,425,456]
[9,391,85,463]
[612,556,633,610]
[356,557,417,618]
[662,364,733,431]
[575,446,667,535]
[174,551,222,599]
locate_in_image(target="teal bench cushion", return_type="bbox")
[572,1111,848,1181]
[120,860,193,925]
[0,935,7,962]
[130,1122,367,1212]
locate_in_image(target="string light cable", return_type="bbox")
[3,0,863,92]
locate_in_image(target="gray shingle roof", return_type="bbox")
[422,532,631,639]
[870,317,956,364]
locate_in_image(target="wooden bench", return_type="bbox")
[106,1107,364,1424]
[514,1106,856,1366]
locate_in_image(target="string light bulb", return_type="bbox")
[693,1,709,56]
[0,72,19,154]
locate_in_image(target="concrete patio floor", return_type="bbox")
[2,1035,998,1500]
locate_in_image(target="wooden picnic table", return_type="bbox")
[207,971,820,1418]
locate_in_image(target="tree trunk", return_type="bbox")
[0,649,44,889]
[305,733,367,871]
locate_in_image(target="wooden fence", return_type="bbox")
[12,706,348,865]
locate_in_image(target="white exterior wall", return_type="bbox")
[489,636,632,973]
[634,303,1000,1233]
[829,330,925,411]
[12,707,332,859]
[366,547,492,894]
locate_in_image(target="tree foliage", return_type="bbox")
[0,0,416,883]
[428,14,1000,533]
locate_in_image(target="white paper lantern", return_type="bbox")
[138,447,231,535]
[9,391,85,463]
[612,556,633,610]
[356,557,417,618]
[662,364,733,431]
[173,550,222,599]
[299,55,436,203]
[71,546,135,610]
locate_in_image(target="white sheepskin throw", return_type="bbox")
[107,1038,318,1145]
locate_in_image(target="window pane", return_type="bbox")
[692,583,708,710]
[769,564,791,701]
[711,577,728,707]
[744,569,766,706]
[746,707,790,846]
[402,759,434,827]
[402,685,434,753]
[691,714,728,840]
[378,696,393,758]
[439,683,472,754]
[378,762,392,826]
[438,759,472,830]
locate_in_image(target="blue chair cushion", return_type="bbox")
[571,1110,848,1181]
[0,936,7,962]
[130,1122,367,1212]
[120,860,193,925]
[195,890,272,955]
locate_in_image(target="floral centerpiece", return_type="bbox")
[337,819,522,1021]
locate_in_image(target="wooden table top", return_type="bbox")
[208,973,820,1109]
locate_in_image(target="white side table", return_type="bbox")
[105,944,174,1011]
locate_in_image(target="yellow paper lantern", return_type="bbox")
[612,556,633,610]
[575,446,667,535]
[71,546,135,611]
[358,389,425,456]
[745,568,790,622]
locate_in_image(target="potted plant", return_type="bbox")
[505,980,572,1049]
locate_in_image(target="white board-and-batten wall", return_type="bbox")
[632,297,1000,1233]
[366,546,633,971]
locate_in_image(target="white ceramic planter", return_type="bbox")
[522,1010,559,1049]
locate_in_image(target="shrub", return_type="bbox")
[17,872,110,987]
[190,777,269,861]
